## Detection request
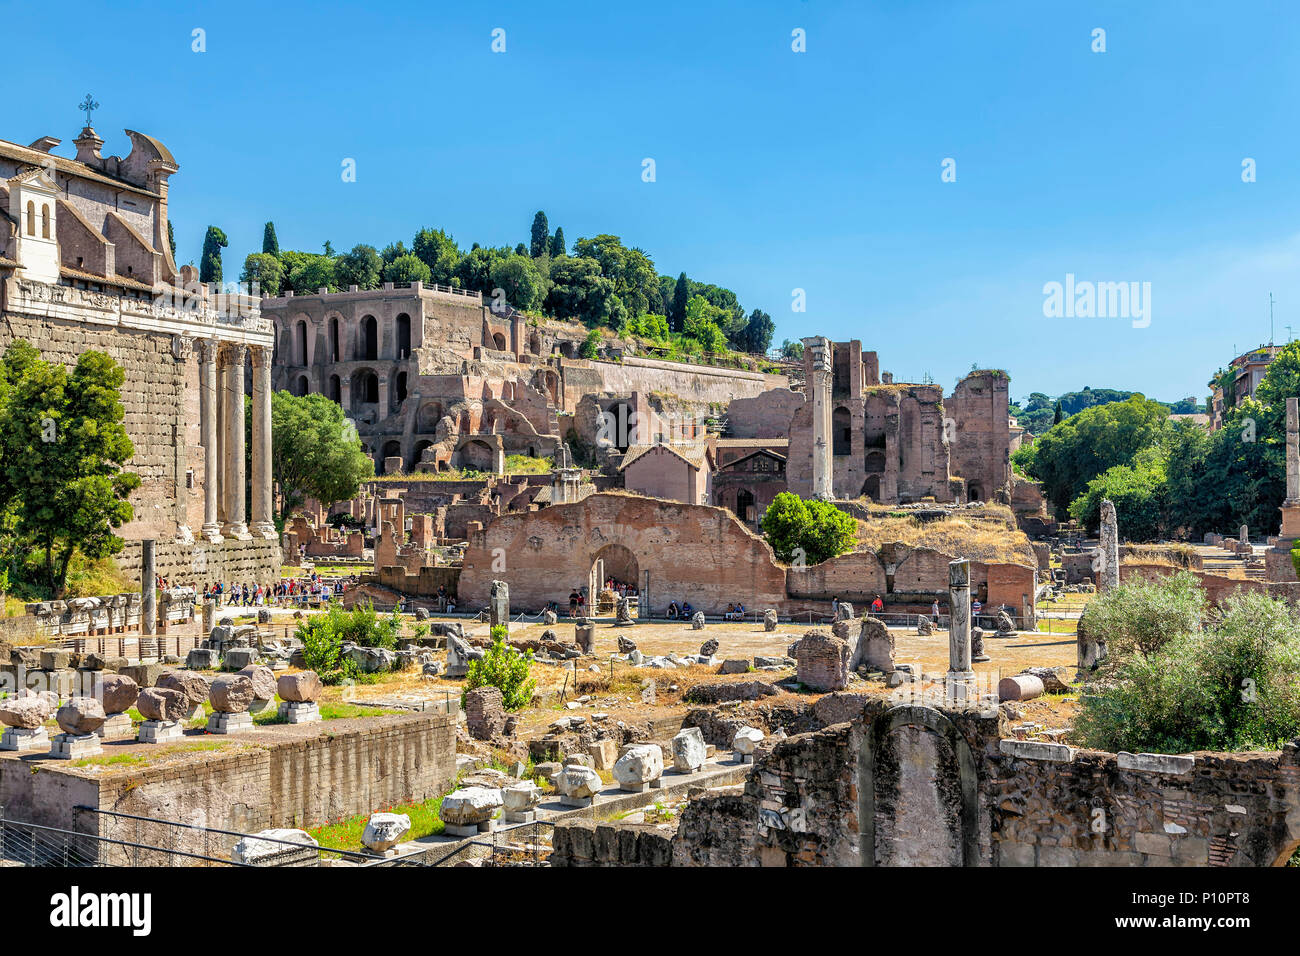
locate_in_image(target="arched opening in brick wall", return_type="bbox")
[328,316,341,361]
[413,439,433,469]
[458,438,496,472]
[833,406,852,456]
[328,374,341,403]
[293,374,309,397]
[395,371,408,405]
[295,320,308,365]
[353,370,378,405]
[396,313,411,358]
[492,331,507,351]
[735,488,756,525]
[361,315,378,361]
[591,543,639,592]
[418,402,443,431]
[380,440,402,474]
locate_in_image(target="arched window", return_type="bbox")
[329,317,340,362]
[396,314,411,358]
[833,406,852,456]
[362,315,378,361]
[296,320,308,365]
[26,201,35,236]
[395,371,407,404]
[41,204,50,239]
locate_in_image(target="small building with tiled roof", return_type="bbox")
[618,442,713,505]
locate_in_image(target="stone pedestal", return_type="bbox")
[739,754,754,765]
[279,701,320,724]
[206,711,253,734]
[946,558,975,685]
[559,795,593,808]
[503,809,536,824]
[138,719,183,744]
[618,781,649,793]
[0,726,49,751]
[443,818,497,838]
[50,732,102,759]
[96,713,134,738]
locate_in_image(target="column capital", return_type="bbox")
[220,341,248,365]
[197,337,220,365]
[250,343,274,368]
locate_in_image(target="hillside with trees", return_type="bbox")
[232,213,777,363]
[1011,387,1204,436]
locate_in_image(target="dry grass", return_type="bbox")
[854,513,1035,565]
[1121,543,1199,569]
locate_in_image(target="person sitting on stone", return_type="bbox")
[667,600,680,619]
[682,601,694,618]
[724,603,737,620]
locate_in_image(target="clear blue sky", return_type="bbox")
[7,0,1300,405]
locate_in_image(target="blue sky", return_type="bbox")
[7,0,1300,405]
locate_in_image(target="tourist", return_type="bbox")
[971,598,982,624]
[931,599,941,625]
[667,600,680,620]
[871,595,884,615]
[568,589,580,617]
[831,595,839,618]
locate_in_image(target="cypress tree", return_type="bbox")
[549,227,565,258]
[529,211,549,258]
[262,221,279,256]
[670,272,690,333]
[199,226,228,284]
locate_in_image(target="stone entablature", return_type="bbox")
[23,593,142,636]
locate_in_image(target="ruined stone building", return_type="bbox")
[262,287,786,476]
[724,338,1011,506]
[0,124,279,584]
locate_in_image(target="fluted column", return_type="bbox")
[198,339,223,542]
[221,343,251,540]
[250,345,277,538]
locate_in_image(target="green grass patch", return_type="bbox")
[307,792,449,850]
[319,702,397,720]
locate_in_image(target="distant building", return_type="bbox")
[1209,345,1281,430]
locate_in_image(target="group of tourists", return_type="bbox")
[199,572,355,608]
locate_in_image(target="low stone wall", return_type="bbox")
[551,697,1300,867]
[116,537,282,591]
[0,712,457,864]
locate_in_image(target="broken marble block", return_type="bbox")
[56,697,106,736]
[99,674,139,716]
[209,673,256,713]
[136,687,190,722]
[0,695,53,730]
[763,609,778,631]
[231,828,318,865]
[157,670,210,706]
[732,726,764,758]
[361,812,411,853]
[672,726,707,773]
[554,764,603,803]
[237,664,277,706]
[440,786,503,833]
[276,670,322,702]
[691,611,706,630]
[502,781,542,822]
[614,743,664,792]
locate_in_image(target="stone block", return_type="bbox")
[223,648,258,671]
[185,648,219,670]
[121,663,164,688]
[49,732,102,760]
[206,710,253,734]
[39,649,72,670]
[137,719,184,744]
[279,701,320,724]
[0,726,49,751]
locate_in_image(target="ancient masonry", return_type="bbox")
[0,125,279,585]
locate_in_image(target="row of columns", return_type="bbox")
[197,340,275,542]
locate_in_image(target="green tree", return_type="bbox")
[262,221,279,256]
[760,492,856,565]
[744,309,775,354]
[412,228,462,285]
[270,392,374,522]
[382,253,432,286]
[1068,458,1166,540]
[239,253,284,297]
[670,272,690,333]
[545,256,626,327]
[1052,400,1063,425]
[0,343,141,596]
[455,245,507,294]
[464,625,536,710]
[683,295,729,353]
[579,329,602,359]
[529,211,549,258]
[334,244,382,291]
[199,226,228,284]
[549,227,566,258]
[283,252,337,295]
[490,254,544,311]
[167,220,176,260]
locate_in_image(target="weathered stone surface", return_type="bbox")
[157,670,210,705]
[209,673,256,713]
[614,744,664,787]
[185,648,219,670]
[718,659,750,675]
[732,726,764,754]
[555,764,603,799]
[691,611,706,630]
[0,695,53,729]
[834,601,855,621]
[465,686,507,740]
[916,616,934,635]
[617,635,637,655]
[850,616,895,673]
[502,781,542,812]
[1019,666,1070,694]
[700,638,719,657]
[441,786,503,825]
[136,687,189,722]
[998,674,1044,701]
[276,671,322,702]
[237,665,277,701]
[795,629,850,692]
[100,674,139,715]
[672,726,707,773]
[39,649,72,670]
[361,812,411,852]
[223,648,258,671]
[763,608,778,631]
[56,697,106,736]
[542,609,557,625]
[684,680,778,704]
[231,828,317,864]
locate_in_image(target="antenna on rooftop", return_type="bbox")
[1270,292,1276,346]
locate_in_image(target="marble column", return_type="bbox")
[1099,498,1119,593]
[250,345,276,539]
[947,558,973,681]
[198,339,223,542]
[221,343,251,540]
[141,539,156,637]
[803,336,833,500]
[1288,398,1300,504]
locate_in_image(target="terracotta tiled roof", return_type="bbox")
[59,266,157,293]
[619,442,710,471]
[714,437,789,448]
[0,139,161,199]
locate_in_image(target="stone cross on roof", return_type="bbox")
[78,93,100,127]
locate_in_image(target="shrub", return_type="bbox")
[464,629,535,710]
[1080,571,1205,660]
[1075,589,1300,753]
[761,492,856,565]
[295,600,400,684]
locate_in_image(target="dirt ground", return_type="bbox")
[341,614,1082,741]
